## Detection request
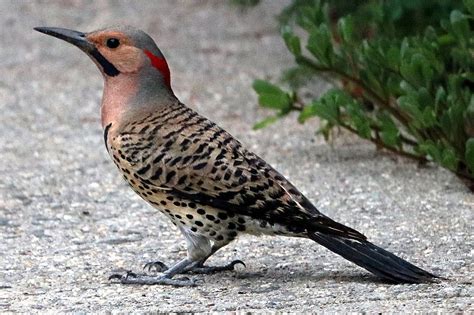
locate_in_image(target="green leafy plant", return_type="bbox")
[253,0,474,189]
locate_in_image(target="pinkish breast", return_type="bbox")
[101,75,138,128]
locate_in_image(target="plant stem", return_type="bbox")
[337,121,427,163]
[296,55,412,127]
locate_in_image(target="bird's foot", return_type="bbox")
[109,270,196,286]
[142,259,245,274]
[185,259,246,274]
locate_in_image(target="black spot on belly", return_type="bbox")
[228,222,236,230]
[237,225,246,231]
[206,214,215,221]
[238,217,245,224]
[228,231,237,238]
[186,214,193,219]
[175,214,182,219]
[197,208,206,215]
[216,235,224,241]
[160,200,167,206]
[217,213,227,220]
[209,231,216,236]
[191,227,197,232]
[188,203,197,208]
[195,221,204,227]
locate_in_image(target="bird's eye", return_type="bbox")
[106,38,120,49]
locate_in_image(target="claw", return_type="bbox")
[143,261,168,272]
[230,259,246,269]
[108,274,122,281]
[108,270,137,281]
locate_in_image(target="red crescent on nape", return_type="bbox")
[144,49,171,88]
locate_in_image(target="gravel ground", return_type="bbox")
[0,0,472,312]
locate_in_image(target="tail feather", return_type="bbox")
[309,232,438,283]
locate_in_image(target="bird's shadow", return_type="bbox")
[229,268,391,285]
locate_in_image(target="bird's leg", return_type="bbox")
[181,242,245,274]
[110,258,197,286]
[144,240,245,275]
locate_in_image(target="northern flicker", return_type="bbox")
[35,26,438,286]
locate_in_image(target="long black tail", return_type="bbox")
[309,231,438,283]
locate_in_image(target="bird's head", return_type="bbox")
[34,26,171,90]
[35,26,176,127]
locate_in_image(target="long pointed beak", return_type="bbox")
[34,27,95,52]
[34,26,120,77]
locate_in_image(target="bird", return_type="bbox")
[34,25,438,286]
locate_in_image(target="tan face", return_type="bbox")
[86,31,145,74]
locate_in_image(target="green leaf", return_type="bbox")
[450,10,470,45]
[352,115,372,139]
[295,4,324,31]
[398,95,423,128]
[422,108,437,128]
[281,66,315,89]
[400,53,433,87]
[386,75,403,95]
[258,93,291,110]
[338,16,355,43]
[359,68,384,98]
[345,101,372,139]
[440,147,458,170]
[441,102,466,149]
[386,46,400,70]
[463,95,474,137]
[466,138,474,173]
[253,79,285,95]
[298,103,318,123]
[253,115,280,130]
[281,25,301,56]
[309,90,346,124]
[311,99,338,123]
[253,80,291,110]
[378,113,400,147]
[435,86,446,109]
[418,141,442,162]
[464,0,474,15]
[307,24,332,65]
